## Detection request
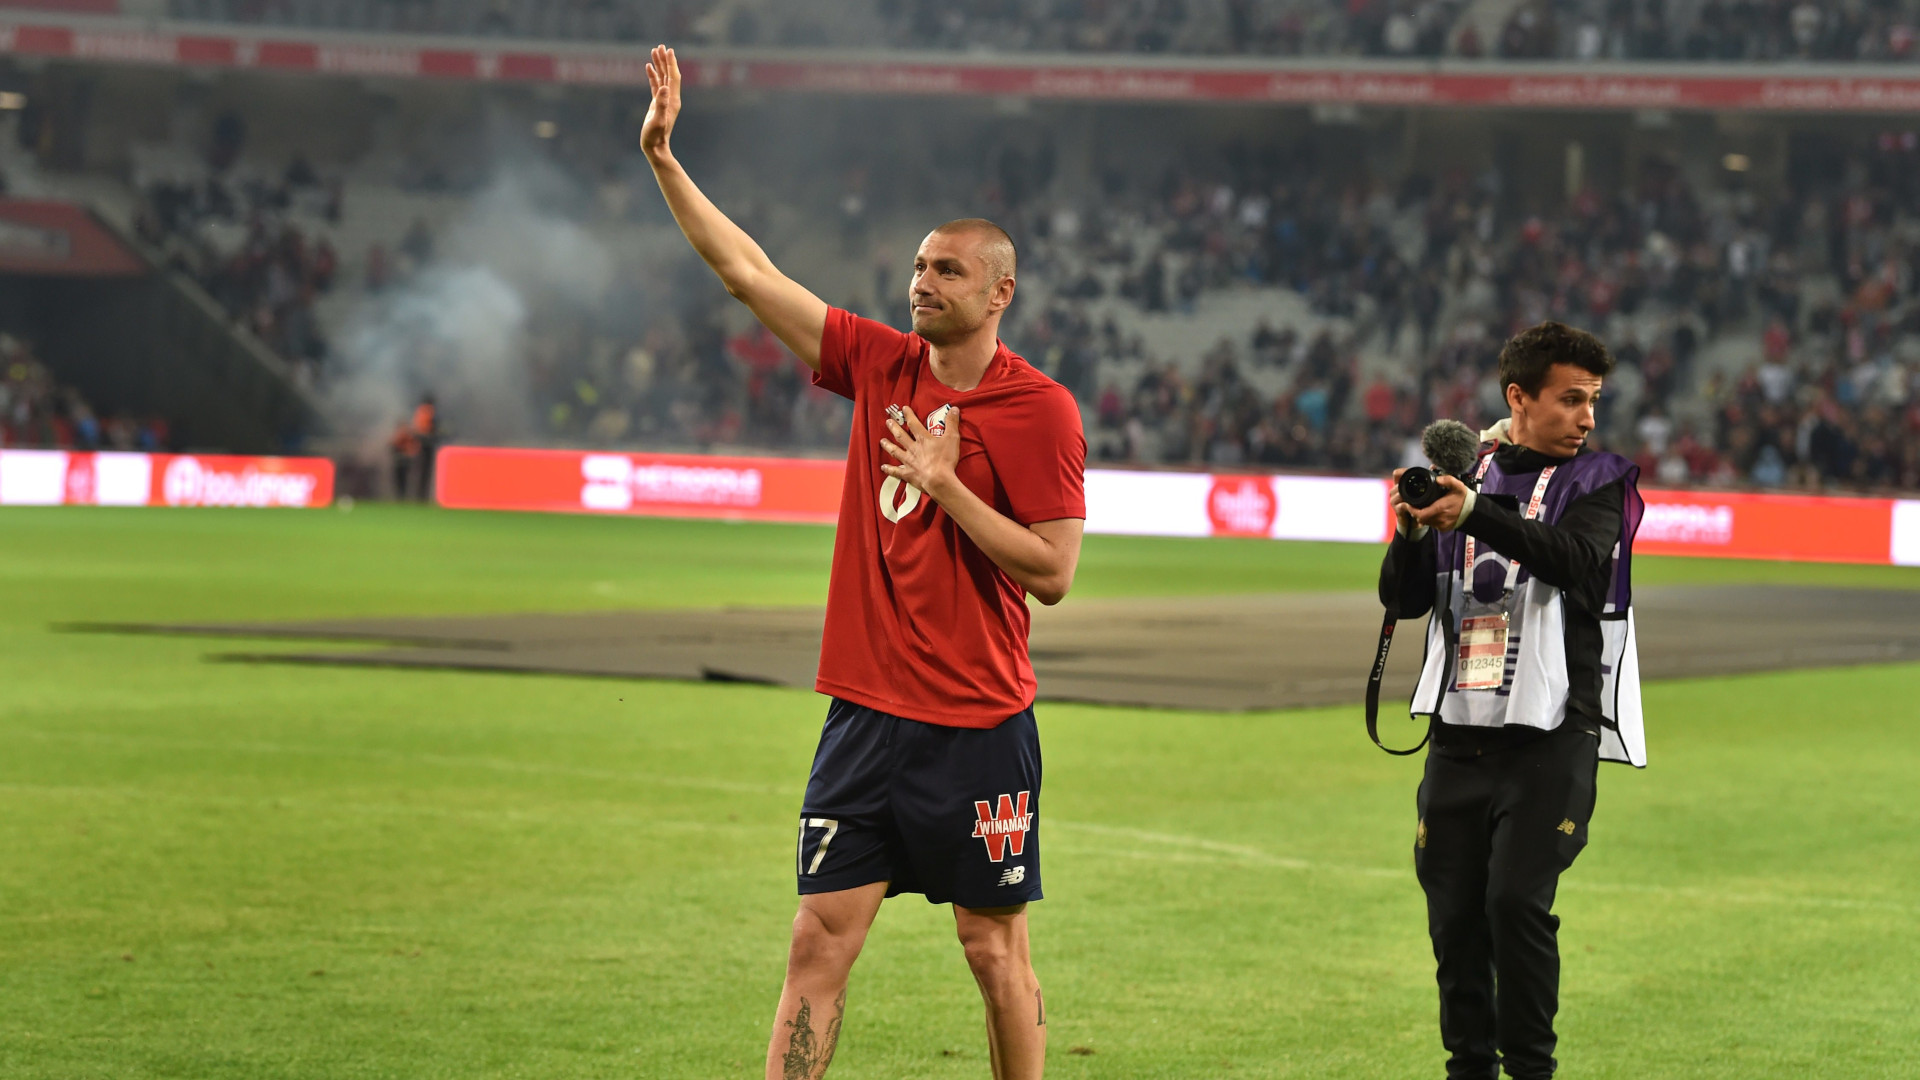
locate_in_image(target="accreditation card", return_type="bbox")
[1453,460,1556,693]
[1456,614,1510,690]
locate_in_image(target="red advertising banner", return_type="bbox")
[0,198,145,277]
[5,443,1912,563]
[1635,488,1895,564]
[435,445,1915,565]
[9,16,1920,113]
[0,449,333,506]
[434,446,844,524]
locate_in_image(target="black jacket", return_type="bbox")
[1380,442,1626,757]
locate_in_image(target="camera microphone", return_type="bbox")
[1421,420,1479,476]
[1398,419,1480,509]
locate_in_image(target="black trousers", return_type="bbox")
[1414,724,1599,1080]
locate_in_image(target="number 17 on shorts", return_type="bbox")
[797,818,840,876]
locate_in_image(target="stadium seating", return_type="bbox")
[0,332,170,451]
[12,36,1920,490]
[152,0,1920,63]
[86,96,1920,492]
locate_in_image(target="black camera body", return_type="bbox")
[1397,466,1451,509]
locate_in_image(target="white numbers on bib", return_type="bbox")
[877,475,923,523]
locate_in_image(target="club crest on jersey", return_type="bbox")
[885,402,953,437]
[971,791,1033,863]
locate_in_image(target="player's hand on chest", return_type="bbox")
[877,400,992,523]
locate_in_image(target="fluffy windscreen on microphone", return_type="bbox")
[1421,419,1480,476]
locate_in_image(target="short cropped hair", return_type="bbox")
[932,218,1017,283]
[1498,321,1615,397]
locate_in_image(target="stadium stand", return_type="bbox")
[1532,0,1920,62]
[0,332,172,450]
[134,162,342,382]
[158,0,1421,55]
[8,39,1920,489]
[149,0,1920,63]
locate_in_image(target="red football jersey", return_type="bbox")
[812,307,1087,728]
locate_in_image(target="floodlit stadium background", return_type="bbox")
[3,3,1918,1077]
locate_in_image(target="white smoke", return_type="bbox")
[324,162,615,454]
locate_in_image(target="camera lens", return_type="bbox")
[1398,467,1438,509]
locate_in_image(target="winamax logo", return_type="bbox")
[1206,476,1278,537]
[971,792,1033,863]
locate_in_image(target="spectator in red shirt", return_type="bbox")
[1363,376,1397,425]
[643,47,1084,1080]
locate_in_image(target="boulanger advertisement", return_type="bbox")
[0,450,334,508]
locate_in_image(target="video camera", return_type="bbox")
[1397,419,1481,510]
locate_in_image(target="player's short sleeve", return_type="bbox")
[814,307,911,400]
[996,383,1088,524]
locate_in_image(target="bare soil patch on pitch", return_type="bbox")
[66,585,1920,712]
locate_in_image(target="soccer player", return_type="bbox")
[640,47,1086,1080]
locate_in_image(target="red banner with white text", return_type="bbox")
[434,445,1920,566]
[0,449,333,507]
[435,445,845,524]
[1633,488,1895,564]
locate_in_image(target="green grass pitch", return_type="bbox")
[2,505,1917,1079]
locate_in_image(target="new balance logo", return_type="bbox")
[998,866,1026,886]
[971,791,1033,863]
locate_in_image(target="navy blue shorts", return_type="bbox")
[796,698,1042,908]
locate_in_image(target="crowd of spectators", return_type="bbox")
[515,287,845,453]
[162,0,1920,65]
[168,0,788,45]
[171,0,664,39]
[106,99,1920,495]
[871,0,1463,58]
[990,136,1920,494]
[0,334,172,451]
[1500,0,1920,62]
[187,130,1920,495]
[134,148,343,382]
[491,121,1920,495]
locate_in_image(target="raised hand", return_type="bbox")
[880,406,962,504]
[640,44,681,164]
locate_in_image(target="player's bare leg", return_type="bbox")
[766,881,886,1080]
[955,903,1045,1079]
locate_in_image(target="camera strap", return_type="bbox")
[1365,602,1427,756]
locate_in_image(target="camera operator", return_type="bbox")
[1380,322,1646,1080]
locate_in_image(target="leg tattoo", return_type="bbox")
[781,990,847,1080]
[821,989,845,1073]
[781,998,816,1080]
[1035,988,1046,1027]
